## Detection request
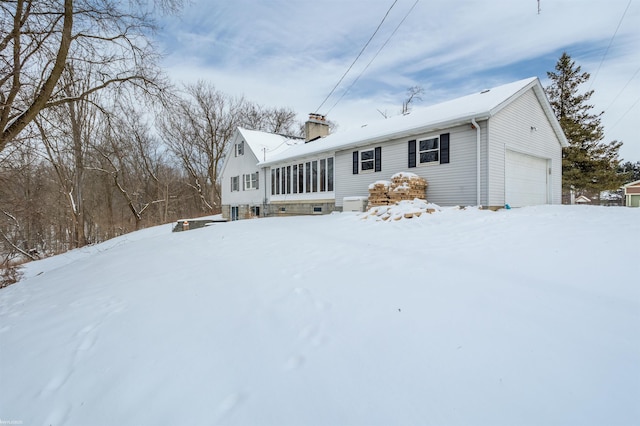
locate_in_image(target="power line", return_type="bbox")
[608,96,639,133]
[314,0,399,113]
[589,0,632,90]
[605,65,640,111]
[326,0,420,116]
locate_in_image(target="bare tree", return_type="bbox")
[402,86,425,114]
[159,82,246,212]
[0,0,181,154]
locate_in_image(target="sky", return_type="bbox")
[156,0,640,162]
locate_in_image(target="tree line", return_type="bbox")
[0,1,300,275]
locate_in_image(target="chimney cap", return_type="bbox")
[308,113,326,122]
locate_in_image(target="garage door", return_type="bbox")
[505,150,548,207]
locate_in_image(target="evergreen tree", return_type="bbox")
[545,52,625,199]
[618,160,640,182]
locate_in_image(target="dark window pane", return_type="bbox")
[361,150,374,161]
[320,159,326,192]
[361,160,374,171]
[420,151,439,163]
[312,161,318,192]
[420,138,438,151]
[293,165,298,194]
[328,158,334,191]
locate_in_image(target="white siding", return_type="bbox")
[220,135,266,207]
[488,88,563,206]
[335,124,479,207]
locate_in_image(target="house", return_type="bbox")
[623,180,640,207]
[575,195,591,204]
[219,128,304,220]
[221,77,568,220]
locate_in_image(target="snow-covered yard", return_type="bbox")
[1,205,638,425]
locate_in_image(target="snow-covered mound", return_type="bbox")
[361,199,444,221]
[1,205,639,425]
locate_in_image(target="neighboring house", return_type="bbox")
[575,195,591,204]
[222,77,568,220]
[623,180,640,207]
[220,127,303,220]
[599,189,624,206]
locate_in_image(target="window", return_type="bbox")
[286,166,291,194]
[244,172,258,190]
[231,176,239,192]
[292,164,298,194]
[327,158,334,191]
[312,160,318,192]
[298,163,304,193]
[361,149,374,171]
[271,157,334,195]
[235,141,244,156]
[320,159,326,192]
[271,169,275,195]
[251,206,260,217]
[353,148,381,174]
[408,133,450,168]
[419,137,439,163]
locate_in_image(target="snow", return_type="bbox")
[260,77,546,166]
[238,127,303,163]
[1,205,639,425]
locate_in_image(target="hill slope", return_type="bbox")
[1,205,639,425]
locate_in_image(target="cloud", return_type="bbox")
[157,0,640,161]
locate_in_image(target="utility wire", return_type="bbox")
[605,65,640,111]
[608,96,639,133]
[325,0,419,116]
[589,0,632,90]
[314,0,399,113]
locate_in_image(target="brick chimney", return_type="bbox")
[304,113,329,142]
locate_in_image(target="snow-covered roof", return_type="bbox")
[261,77,567,166]
[238,127,303,163]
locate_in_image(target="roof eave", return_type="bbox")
[260,113,491,167]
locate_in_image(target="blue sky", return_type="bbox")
[157,0,640,162]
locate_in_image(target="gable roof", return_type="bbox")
[238,127,303,163]
[623,179,640,188]
[261,77,568,166]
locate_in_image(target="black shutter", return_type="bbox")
[352,151,359,174]
[408,140,416,168]
[255,172,259,190]
[440,133,450,164]
[374,147,382,172]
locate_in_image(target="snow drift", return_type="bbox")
[1,205,638,425]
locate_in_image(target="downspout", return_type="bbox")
[263,167,268,217]
[471,118,481,206]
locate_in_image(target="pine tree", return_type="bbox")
[618,160,640,182]
[545,52,625,200]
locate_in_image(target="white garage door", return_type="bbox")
[505,150,548,207]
